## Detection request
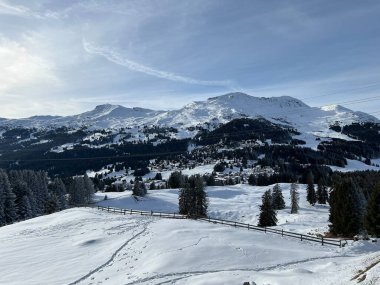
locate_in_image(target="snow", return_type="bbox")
[1,94,378,146]
[97,184,329,235]
[50,143,74,153]
[1,207,379,285]
[329,159,380,172]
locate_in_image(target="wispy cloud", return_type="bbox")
[0,0,60,19]
[83,39,236,89]
[0,0,33,17]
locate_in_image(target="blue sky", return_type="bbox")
[0,0,379,118]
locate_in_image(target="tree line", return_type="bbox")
[0,169,95,227]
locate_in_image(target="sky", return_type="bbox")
[0,0,379,118]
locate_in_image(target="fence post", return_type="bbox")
[151,211,153,216]
[339,240,342,248]
[123,209,126,215]
[282,229,283,237]
[130,209,132,215]
[235,222,237,227]
[301,234,303,241]
[248,224,250,230]
[322,237,324,246]
[264,227,266,233]
[107,206,110,212]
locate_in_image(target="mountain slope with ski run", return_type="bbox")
[1,93,378,142]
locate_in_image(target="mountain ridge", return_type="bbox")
[0,93,378,131]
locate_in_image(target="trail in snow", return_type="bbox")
[123,254,350,285]
[68,218,153,285]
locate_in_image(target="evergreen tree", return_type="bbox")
[83,174,95,204]
[317,179,328,204]
[168,171,185,188]
[68,177,85,205]
[49,178,67,210]
[206,175,216,186]
[150,182,156,190]
[329,178,362,237]
[258,190,277,227]
[272,184,285,210]
[154,173,162,180]
[290,183,300,214]
[364,183,380,236]
[306,172,317,205]
[248,174,256,186]
[0,171,17,224]
[46,194,60,214]
[133,178,147,197]
[178,175,208,217]
[179,186,191,215]
[36,171,49,214]
[23,170,38,216]
[18,195,32,220]
[12,181,32,220]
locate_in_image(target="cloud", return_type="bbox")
[83,39,236,89]
[0,36,59,93]
[0,0,32,17]
[0,0,60,19]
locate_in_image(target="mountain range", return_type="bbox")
[1,93,378,133]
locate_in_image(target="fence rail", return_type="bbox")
[96,205,188,220]
[90,205,343,247]
[198,217,343,247]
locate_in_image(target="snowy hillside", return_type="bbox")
[97,183,331,236]
[1,207,379,285]
[1,93,378,134]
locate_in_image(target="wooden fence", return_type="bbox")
[93,205,343,247]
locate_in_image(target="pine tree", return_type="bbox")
[133,178,146,197]
[272,184,285,210]
[46,194,60,214]
[12,181,32,220]
[364,183,380,236]
[290,183,299,214]
[179,186,191,215]
[49,178,67,210]
[83,174,95,204]
[193,175,208,217]
[168,171,184,188]
[248,174,256,186]
[37,171,49,214]
[258,190,277,227]
[329,178,362,237]
[68,177,85,205]
[306,172,317,205]
[0,171,17,224]
[178,175,207,217]
[18,195,32,220]
[317,179,328,204]
[0,171,7,225]
[206,175,216,186]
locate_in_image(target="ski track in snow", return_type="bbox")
[122,254,349,285]
[67,218,154,285]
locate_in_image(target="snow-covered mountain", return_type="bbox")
[0,93,378,133]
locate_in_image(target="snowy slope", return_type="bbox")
[97,183,330,236]
[1,207,379,285]
[0,93,378,133]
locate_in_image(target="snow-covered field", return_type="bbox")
[1,184,379,285]
[0,208,379,285]
[329,159,380,172]
[97,184,330,235]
